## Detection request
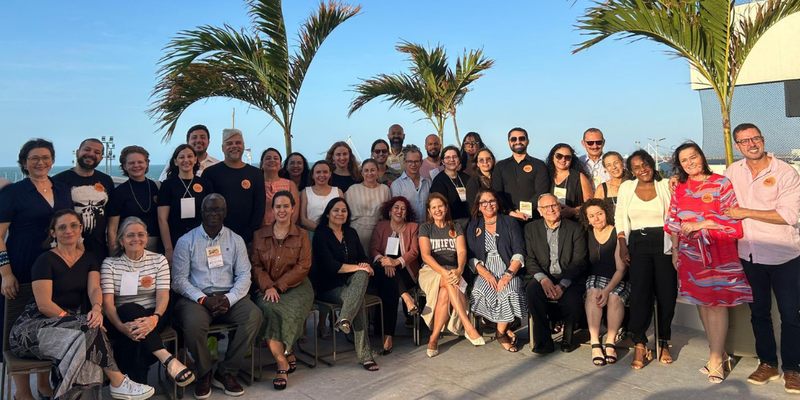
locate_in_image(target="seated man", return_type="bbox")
[172,194,263,399]
[524,193,588,354]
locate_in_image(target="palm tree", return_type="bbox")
[149,0,361,154]
[348,41,494,147]
[574,0,800,165]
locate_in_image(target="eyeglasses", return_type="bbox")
[508,136,526,143]
[203,207,227,215]
[373,149,388,154]
[554,153,573,161]
[585,140,604,146]
[28,156,53,164]
[478,199,497,207]
[463,141,478,147]
[55,222,81,232]
[538,204,559,211]
[124,232,148,239]
[443,156,459,161]
[405,159,421,165]
[735,136,764,145]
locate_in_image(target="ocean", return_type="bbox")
[0,164,167,183]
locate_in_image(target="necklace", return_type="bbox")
[31,177,50,193]
[390,221,405,234]
[485,219,497,225]
[54,247,81,267]
[129,179,152,213]
[273,224,290,239]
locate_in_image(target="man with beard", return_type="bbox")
[579,128,610,189]
[386,124,406,171]
[371,139,400,186]
[492,127,550,222]
[159,124,220,181]
[52,138,115,262]
[201,128,265,245]
[419,134,444,181]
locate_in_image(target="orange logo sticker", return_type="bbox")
[701,193,713,203]
[763,177,776,187]
[449,229,457,238]
[241,179,251,189]
[153,195,158,204]
[476,228,482,237]
[523,165,533,173]
[193,183,203,193]
[140,276,153,288]
[94,182,105,192]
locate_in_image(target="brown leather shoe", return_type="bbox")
[194,370,212,400]
[212,371,245,397]
[747,363,781,386]
[785,371,800,394]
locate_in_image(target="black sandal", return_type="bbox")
[362,360,379,371]
[334,318,352,334]
[286,350,297,374]
[496,332,518,352]
[162,355,195,387]
[408,300,420,316]
[591,344,607,366]
[604,343,618,364]
[273,369,288,390]
[507,330,518,347]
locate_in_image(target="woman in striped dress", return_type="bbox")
[466,188,527,352]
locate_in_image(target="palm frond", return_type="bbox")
[247,0,290,105]
[348,73,430,116]
[731,0,800,84]
[448,48,494,108]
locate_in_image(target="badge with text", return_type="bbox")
[456,187,467,202]
[241,179,251,189]
[120,271,139,296]
[553,187,567,205]
[520,201,533,218]
[206,245,224,268]
[763,177,776,187]
[180,197,196,219]
[385,237,400,256]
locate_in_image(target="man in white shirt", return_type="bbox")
[579,128,610,189]
[159,124,220,181]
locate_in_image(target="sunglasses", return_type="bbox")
[554,153,573,161]
[373,149,388,154]
[585,140,604,146]
[509,136,526,143]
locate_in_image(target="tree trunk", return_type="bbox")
[284,127,293,155]
[451,108,461,147]
[721,108,733,166]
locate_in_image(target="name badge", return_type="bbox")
[520,201,533,218]
[553,187,567,205]
[385,237,400,256]
[456,187,467,202]
[180,197,195,219]
[120,271,139,296]
[390,162,402,171]
[206,245,224,269]
[593,176,602,187]
[458,277,468,294]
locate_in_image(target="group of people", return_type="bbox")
[0,122,798,398]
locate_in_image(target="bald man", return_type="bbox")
[387,124,406,171]
[420,134,443,180]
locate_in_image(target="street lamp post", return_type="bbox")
[101,136,115,175]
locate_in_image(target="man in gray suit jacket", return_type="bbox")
[525,193,588,354]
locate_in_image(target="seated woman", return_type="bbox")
[369,196,420,355]
[10,210,155,400]
[311,198,379,371]
[419,193,485,358]
[580,198,628,366]
[466,188,526,352]
[101,216,193,386]
[250,191,314,390]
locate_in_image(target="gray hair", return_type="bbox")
[222,128,242,142]
[403,144,422,159]
[537,193,558,206]
[202,193,227,210]
[114,216,147,257]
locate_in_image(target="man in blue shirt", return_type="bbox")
[172,194,262,399]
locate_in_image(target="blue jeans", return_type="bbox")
[742,255,800,373]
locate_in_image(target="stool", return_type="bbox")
[313,294,384,366]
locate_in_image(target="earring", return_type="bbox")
[50,239,57,248]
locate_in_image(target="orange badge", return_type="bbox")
[449,229,457,238]
[94,182,105,192]
[523,165,533,173]
[193,183,203,193]
[701,193,713,203]
[476,228,482,237]
[241,179,251,189]
[763,177,776,187]
[140,276,153,288]
[153,195,158,204]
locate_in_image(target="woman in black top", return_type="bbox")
[325,142,362,193]
[157,144,214,263]
[580,198,628,366]
[311,198,378,371]
[108,145,160,254]
[465,147,495,210]
[546,143,593,221]
[459,132,484,177]
[10,210,154,400]
[431,146,470,225]
[282,152,310,192]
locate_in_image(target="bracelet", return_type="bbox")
[0,250,9,267]
[504,269,514,276]
[58,311,67,318]
[557,283,567,291]
[92,302,102,309]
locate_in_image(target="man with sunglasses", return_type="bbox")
[387,124,406,171]
[579,128,611,189]
[491,127,550,222]
[371,139,401,186]
[723,123,800,394]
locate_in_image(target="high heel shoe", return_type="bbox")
[699,354,732,374]
[706,361,727,384]
[466,333,486,346]
[426,341,439,358]
[630,343,652,370]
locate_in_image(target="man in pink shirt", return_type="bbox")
[724,123,800,394]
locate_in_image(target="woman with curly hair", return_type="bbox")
[325,141,362,193]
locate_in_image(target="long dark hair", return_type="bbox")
[672,141,713,184]
[546,143,590,181]
[472,147,495,188]
[469,187,506,220]
[308,160,332,187]
[317,197,351,228]
[259,147,283,171]
[325,141,362,181]
[459,132,483,174]
[281,152,310,188]
[44,209,82,249]
[626,149,663,182]
[167,144,200,180]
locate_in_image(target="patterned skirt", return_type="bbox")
[9,302,117,400]
[469,251,527,323]
[585,275,630,303]
[253,278,315,348]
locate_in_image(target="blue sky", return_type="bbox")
[0,0,702,168]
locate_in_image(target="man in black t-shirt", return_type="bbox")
[201,128,265,245]
[492,127,551,222]
[52,138,115,262]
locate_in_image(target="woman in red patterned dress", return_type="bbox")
[665,141,753,384]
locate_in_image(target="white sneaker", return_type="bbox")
[110,375,155,400]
